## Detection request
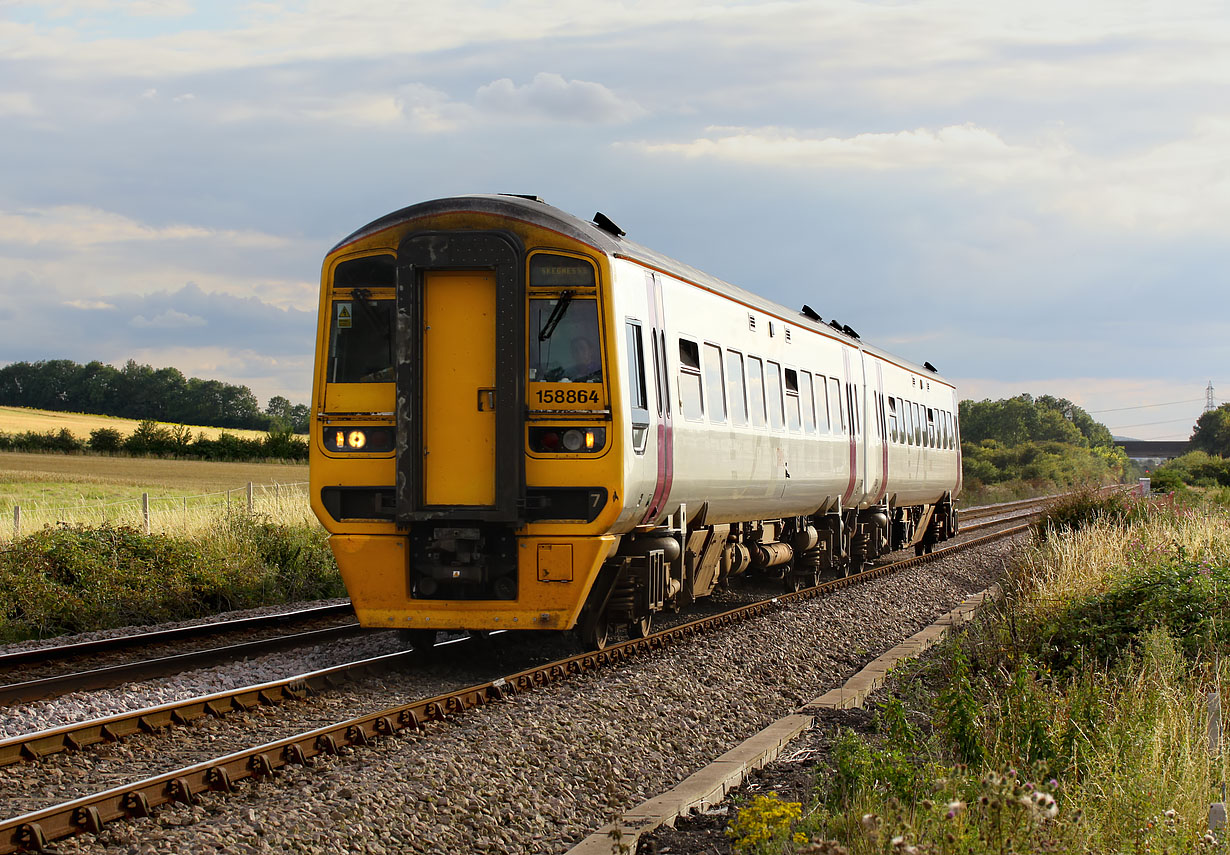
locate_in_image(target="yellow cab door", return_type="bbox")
[422,270,497,506]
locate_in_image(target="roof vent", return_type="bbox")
[592,212,625,237]
[801,304,822,322]
[841,324,860,340]
[500,194,544,202]
[924,361,938,373]
[828,319,844,332]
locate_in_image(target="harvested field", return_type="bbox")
[0,406,283,442]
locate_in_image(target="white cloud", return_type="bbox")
[630,120,1230,235]
[0,93,37,116]
[475,73,645,124]
[63,299,117,310]
[0,206,289,249]
[130,308,207,328]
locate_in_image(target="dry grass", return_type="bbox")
[0,405,282,442]
[0,451,312,540]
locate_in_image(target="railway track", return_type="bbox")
[0,516,1036,854]
[0,602,354,675]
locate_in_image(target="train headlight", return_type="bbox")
[529,426,605,454]
[323,426,395,453]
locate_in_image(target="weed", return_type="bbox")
[725,792,806,853]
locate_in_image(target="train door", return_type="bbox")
[394,231,524,525]
[638,271,674,526]
[422,271,496,506]
[840,348,863,504]
[867,359,888,503]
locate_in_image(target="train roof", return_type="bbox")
[333,194,954,388]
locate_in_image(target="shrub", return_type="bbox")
[0,518,341,641]
[88,427,123,452]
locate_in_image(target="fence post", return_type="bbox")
[247,482,254,516]
[1212,690,1226,832]
[142,493,150,535]
[12,506,19,539]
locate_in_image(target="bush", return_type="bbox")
[0,519,342,641]
[1031,488,1146,539]
[88,427,123,452]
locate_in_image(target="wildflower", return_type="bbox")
[946,800,965,819]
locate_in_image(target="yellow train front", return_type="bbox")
[310,195,630,647]
[310,194,962,650]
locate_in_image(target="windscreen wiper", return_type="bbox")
[538,290,574,341]
[351,288,390,342]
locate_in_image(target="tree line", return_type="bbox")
[958,394,1128,496]
[0,359,309,433]
[0,422,307,462]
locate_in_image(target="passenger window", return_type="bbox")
[766,361,785,430]
[928,408,937,447]
[679,338,703,421]
[799,371,815,433]
[625,321,648,413]
[783,369,801,431]
[887,397,899,443]
[815,374,830,433]
[912,402,922,445]
[703,343,726,424]
[847,385,860,436]
[905,401,915,445]
[726,350,748,426]
[748,357,767,427]
[829,377,844,432]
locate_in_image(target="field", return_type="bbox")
[1,451,311,539]
[0,406,278,442]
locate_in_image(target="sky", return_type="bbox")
[0,0,1226,440]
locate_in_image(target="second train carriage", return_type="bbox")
[310,195,961,649]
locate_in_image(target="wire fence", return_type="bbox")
[6,481,312,541]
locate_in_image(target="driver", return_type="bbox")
[566,336,602,382]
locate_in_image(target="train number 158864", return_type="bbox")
[535,388,601,405]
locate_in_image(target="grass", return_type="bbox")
[0,405,280,442]
[0,514,343,642]
[0,450,310,539]
[730,495,1230,854]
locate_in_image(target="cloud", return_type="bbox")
[0,281,317,401]
[130,308,207,329]
[629,120,1230,235]
[0,93,37,116]
[0,205,290,249]
[63,299,117,310]
[475,73,645,124]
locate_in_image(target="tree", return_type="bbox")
[1190,404,1230,457]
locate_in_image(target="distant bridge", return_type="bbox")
[1114,440,1190,461]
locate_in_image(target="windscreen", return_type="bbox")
[529,297,602,383]
[328,295,395,383]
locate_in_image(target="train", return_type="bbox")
[309,195,961,649]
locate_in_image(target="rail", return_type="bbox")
[0,522,1032,853]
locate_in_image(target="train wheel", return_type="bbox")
[580,613,610,651]
[399,629,437,652]
[627,614,653,639]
